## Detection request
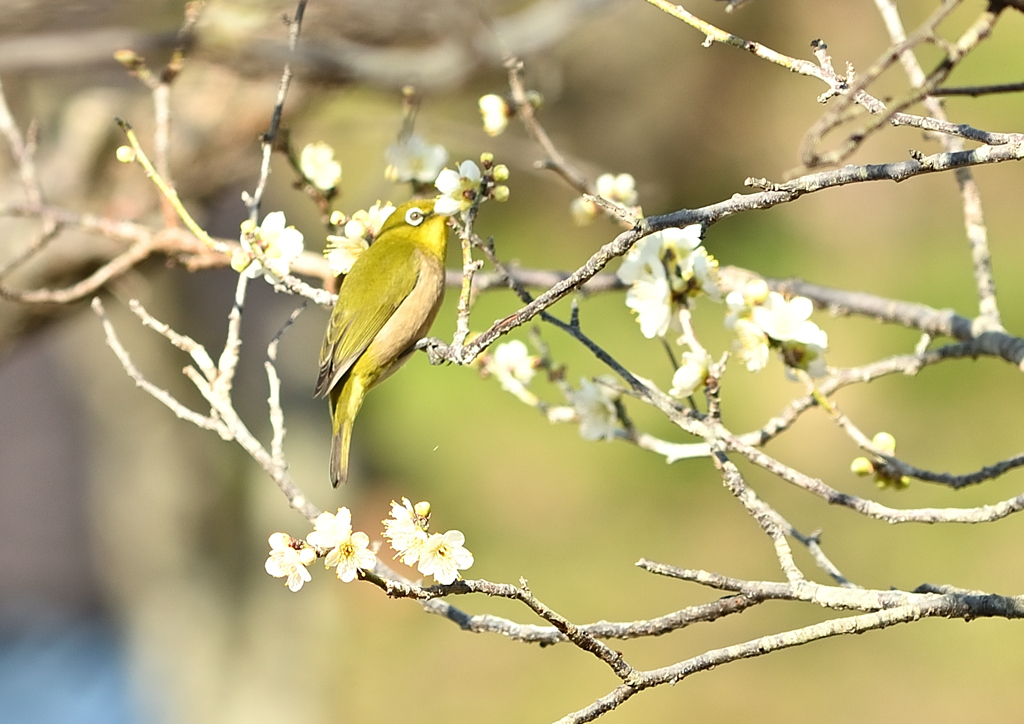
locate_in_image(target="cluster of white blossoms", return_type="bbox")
[229,140,343,284]
[617,224,722,340]
[230,132,504,283]
[232,211,305,282]
[479,223,729,436]
[613,223,724,399]
[232,142,342,282]
[480,342,627,442]
[385,133,449,185]
[434,153,510,217]
[265,507,376,592]
[323,201,396,276]
[381,499,474,585]
[313,138,509,274]
[568,377,620,442]
[265,500,474,592]
[725,279,828,378]
[226,112,518,283]
[299,141,342,192]
[571,172,639,225]
[482,340,538,394]
[610,216,829,403]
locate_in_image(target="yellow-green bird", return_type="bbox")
[314,198,450,487]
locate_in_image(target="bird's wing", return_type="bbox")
[313,239,420,398]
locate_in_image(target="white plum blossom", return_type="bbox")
[617,229,667,286]
[487,340,537,392]
[752,293,829,348]
[690,248,722,302]
[381,499,472,583]
[595,173,638,206]
[661,224,703,251]
[299,141,341,191]
[725,282,828,376]
[569,195,601,225]
[324,235,368,277]
[617,225,718,339]
[670,348,712,398]
[569,377,619,441]
[731,316,771,372]
[572,172,639,225]
[385,133,449,184]
[382,498,430,566]
[618,235,672,338]
[657,226,707,295]
[234,211,304,282]
[724,287,767,372]
[784,342,828,378]
[306,508,376,582]
[479,94,510,136]
[416,530,474,585]
[265,532,315,592]
[752,292,829,377]
[324,202,396,275]
[627,269,673,339]
[434,160,482,216]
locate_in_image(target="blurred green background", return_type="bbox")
[2,0,1024,722]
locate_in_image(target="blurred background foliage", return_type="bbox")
[1,0,1024,722]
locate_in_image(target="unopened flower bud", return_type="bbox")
[850,457,874,476]
[871,431,897,454]
[115,146,136,163]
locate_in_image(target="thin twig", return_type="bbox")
[933,80,1024,96]
[93,297,226,432]
[246,0,307,221]
[873,0,1001,330]
[506,57,590,194]
[557,596,1022,723]
[267,303,306,466]
[802,1,1007,167]
[111,296,320,518]
[0,75,44,209]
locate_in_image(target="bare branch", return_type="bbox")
[563,587,1023,724]
[93,297,226,433]
[933,80,1024,96]
[245,0,308,221]
[97,295,320,519]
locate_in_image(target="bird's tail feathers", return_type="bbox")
[329,379,365,488]
[330,422,351,488]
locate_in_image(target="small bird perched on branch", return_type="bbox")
[314,198,450,487]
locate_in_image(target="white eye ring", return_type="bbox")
[405,207,425,226]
